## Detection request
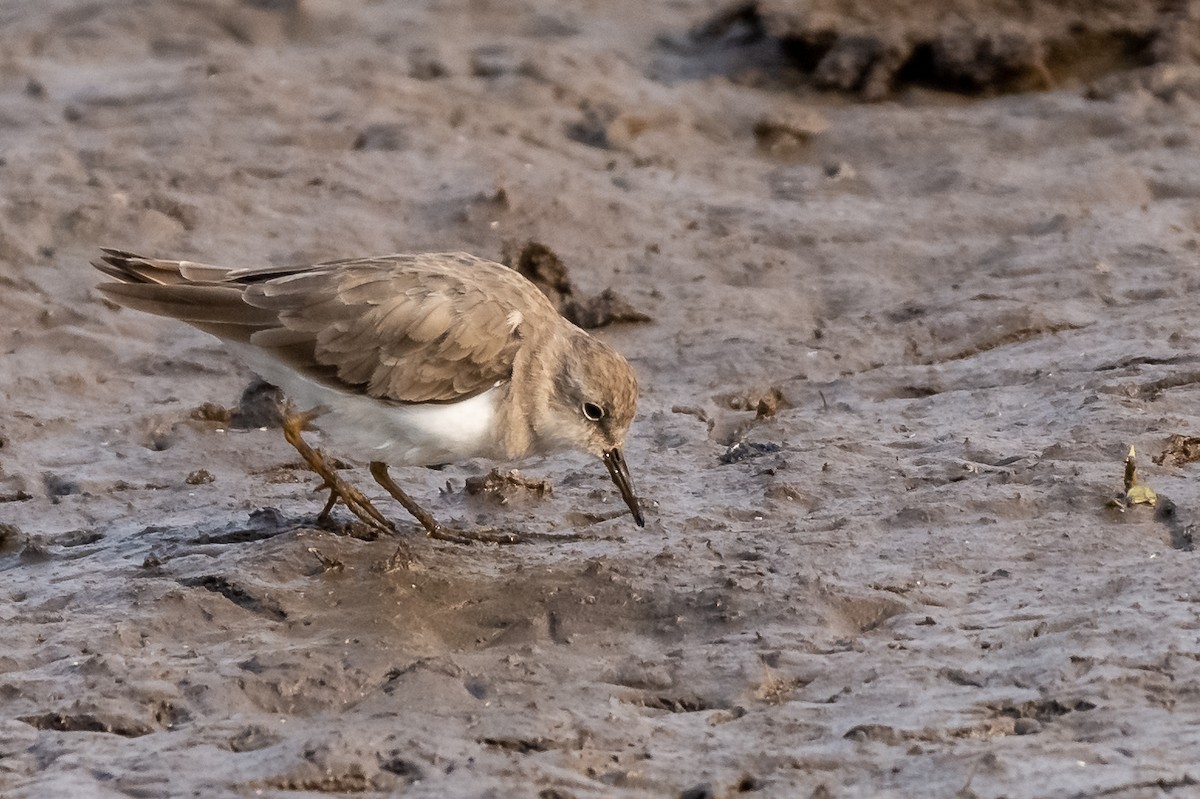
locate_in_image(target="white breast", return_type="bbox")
[225,343,501,466]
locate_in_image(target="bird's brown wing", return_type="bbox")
[94,251,554,404]
[239,253,549,404]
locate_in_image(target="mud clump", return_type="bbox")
[464,469,552,505]
[695,0,1184,97]
[185,469,215,485]
[231,380,287,429]
[191,380,287,429]
[353,123,410,152]
[719,386,788,419]
[190,401,232,424]
[0,522,23,554]
[1153,434,1200,467]
[503,241,652,329]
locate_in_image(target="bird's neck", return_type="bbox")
[494,326,571,459]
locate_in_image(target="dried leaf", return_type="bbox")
[1127,484,1157,506]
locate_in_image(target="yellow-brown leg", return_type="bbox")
[369,461,524,544]
[281,409,394,533]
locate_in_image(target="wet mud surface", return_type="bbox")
[3,1,1200,796]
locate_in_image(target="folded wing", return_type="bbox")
[94,250,547,404]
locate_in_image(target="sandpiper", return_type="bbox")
[92,249,644,549]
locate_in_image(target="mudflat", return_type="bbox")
[2,2,1198,797]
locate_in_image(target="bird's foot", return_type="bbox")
[316,482,425,568]
[281,409,409,552]
[312,476,396,535]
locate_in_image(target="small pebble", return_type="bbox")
[470,44,520,77]
[353,123,410,152]
[680,784,714,799]
[1013,718,1042,735]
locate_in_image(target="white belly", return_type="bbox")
[226,343,501,466]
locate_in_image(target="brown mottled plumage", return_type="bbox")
[92,248,643,546]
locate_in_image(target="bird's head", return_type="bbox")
[537,332,643,527]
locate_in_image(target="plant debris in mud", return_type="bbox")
[464,468,552,505]
[1153,433,1200,467]
[502,240,652,329]
[307,546,345,572]
[1105,449,1194,548]
[1109,444,1158,510]
[719,386,789,419]
[185,468,215,485]
[719,441,782,464]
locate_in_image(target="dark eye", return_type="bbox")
[581,401,605,421]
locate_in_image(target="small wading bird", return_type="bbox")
[92,249,643,555]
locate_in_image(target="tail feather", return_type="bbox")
[93,249,277,343]
[92,249,236,286]
[97,283,278,327]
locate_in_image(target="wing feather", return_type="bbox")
[95,250,553,404]
[248,255,551,403]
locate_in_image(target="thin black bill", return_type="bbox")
[603,448,644,528]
